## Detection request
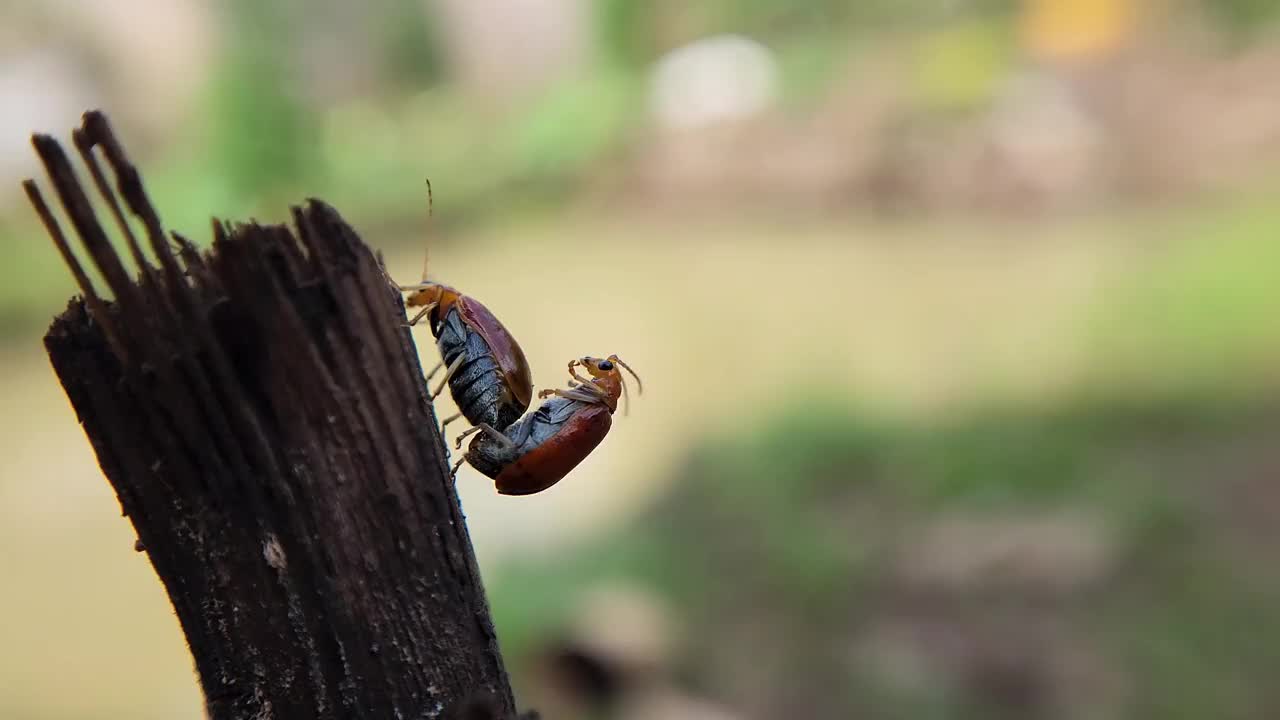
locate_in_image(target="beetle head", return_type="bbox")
[578,355,643,415]
[404,282,459,310]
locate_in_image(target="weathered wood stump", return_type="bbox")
[28,110,526,720]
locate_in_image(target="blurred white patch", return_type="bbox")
[0,48,98,190]
[436,0,589,98]
[648,35,779,131]
[570,582,675,676]
[983,70,1104,205]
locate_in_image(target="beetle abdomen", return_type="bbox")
[465,441,509,480]
[433,307,470,361]
[433,307,526,429]
[464,398,580,478]
[455,361,521,429]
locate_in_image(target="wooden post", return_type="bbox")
[28,111,528,720]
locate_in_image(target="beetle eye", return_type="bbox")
[598,360,614,371]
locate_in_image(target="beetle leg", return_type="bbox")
[431,354,466,399]
[441,411,462,427]
[450,456,467,477]
[454,425,482,448]
[549,360,595,391]
[535,386,593,397]
[573,379,611,401]
[425,361,443,382]
[566,359,595,383]
[577,386,611,403]
[568,365,594,387]
[455,423,516,451]
[405,302,437,327]
[539,387,607,405]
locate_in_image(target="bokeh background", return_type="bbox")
[4,0,1280,718]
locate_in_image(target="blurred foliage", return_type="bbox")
[204,0,319,211]
[594,0,659,70]
[688,0,1018,40]
[0,217,73,338]
[696,0,855,37]
[380,0,448,89]
[592,0,1020,70]
[491,392,1280,717]
[1202,0,1280,38]
[4,0,1279,347]
[1084,195,1280,393]
[494,69,640,195]
[315,67,639,234]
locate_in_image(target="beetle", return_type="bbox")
[451,354,642,496]
[386,181,534,431]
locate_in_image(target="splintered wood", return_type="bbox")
[30,111,519,720]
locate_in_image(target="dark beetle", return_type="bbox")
[452,355,642,495]
[388,181,534,430]
[398,278,534,430]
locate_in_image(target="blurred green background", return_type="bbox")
[3,1,1280,718]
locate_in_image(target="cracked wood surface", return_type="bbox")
[32,110,519,720]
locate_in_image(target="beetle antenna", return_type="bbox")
[420,177,434,282]
[619,374,630,416]
[611,355,643,395]
[609,355,641,417]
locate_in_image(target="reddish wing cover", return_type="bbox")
[494,405,612,495]
[456,296,534,408]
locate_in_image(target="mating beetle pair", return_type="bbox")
[387,182,641,496]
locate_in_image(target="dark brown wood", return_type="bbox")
[31,110,525,720]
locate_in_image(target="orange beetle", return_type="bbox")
[389,181,534,431]
[452,355,642,495]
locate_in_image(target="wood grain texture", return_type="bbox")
[32,111,524,720]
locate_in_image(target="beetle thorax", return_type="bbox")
[592,374,623,414]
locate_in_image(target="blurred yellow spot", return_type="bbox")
[911,20,1016,112]
[1021,0,1137,60]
